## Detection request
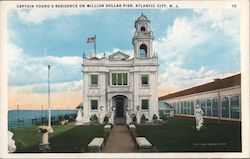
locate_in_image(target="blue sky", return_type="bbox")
[7,9,240,109]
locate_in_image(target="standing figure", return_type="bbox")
[195,104,204,131]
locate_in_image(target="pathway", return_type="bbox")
[103,125,137,153]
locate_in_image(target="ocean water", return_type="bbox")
[8,110,77,121]
[8,110,77,128]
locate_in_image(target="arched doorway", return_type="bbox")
[112,95,128,124]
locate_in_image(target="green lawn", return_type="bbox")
[136,117,241,152]
[11,125,104,153]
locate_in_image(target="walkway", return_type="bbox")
[103,125,137,153]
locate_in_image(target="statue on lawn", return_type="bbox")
[195,104,204,131]
[8,131,16,153]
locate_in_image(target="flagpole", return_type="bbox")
[48,65,53,133]
[94,35,96,57]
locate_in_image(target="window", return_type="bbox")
[142,99,149,109]
[118,73,122,85]
[141,75,149,85]
[200,99,206,116]
[206,99,212,116]
[191,101,194,115]
[177,102,180,114]
[141,26,146,31]
[91,100,98,110]
[91,75,98,85]
[173,103,176,114]
[222,97,229,118]
[230,96,240,119]
[123,73,128,85]
[112,73,116,85]
[188,101,191,115]
[212,97,218,117]
[181,102,184,114]
[111,73,128,85]
[184,101,187,114]
[139,44,147,58]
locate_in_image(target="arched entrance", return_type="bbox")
[112,95,128,124]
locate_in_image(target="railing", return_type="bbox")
[134,31,153,37]
[8,113,77,129]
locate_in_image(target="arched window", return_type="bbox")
[222,96,229,118]
[141,26,146,31]
[206,99,212,116]
[139,44,147,58]
[230,95,240,119]
[212,97,218,117]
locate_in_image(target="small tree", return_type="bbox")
[140,114,147,123]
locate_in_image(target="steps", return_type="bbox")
[114,117,126,125]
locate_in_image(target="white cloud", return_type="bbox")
[155,9,240,94]
[9,80,83,94]
[7,42,83,86]
[17,10,93,25]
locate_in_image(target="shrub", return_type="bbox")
[140,114,147,123]
[131,114,137,124]
[153,114,158,121]
[90,114,98,124]
[104,116,109,124]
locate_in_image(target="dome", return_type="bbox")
[136,13,150,22]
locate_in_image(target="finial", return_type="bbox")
[83,53,85,58]
[141,12,144,16]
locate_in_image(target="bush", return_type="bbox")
[131,114,137,124]
[90,114,98,124]
[104,116,109,124]
[153,114,158,121]
[140,114,147,123]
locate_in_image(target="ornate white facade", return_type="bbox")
[82,14,158,124]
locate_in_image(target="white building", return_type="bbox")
[82,14,158,124]
[159,74,241,121]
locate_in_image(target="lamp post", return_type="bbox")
[41,105,43,118]
[57,105,60,120]
[48,65,53,133]
[16,103,20,127]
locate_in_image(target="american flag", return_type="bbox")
[87,37,95,43]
